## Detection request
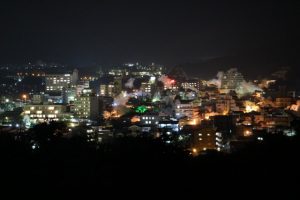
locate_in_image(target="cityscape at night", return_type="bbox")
[0,0,299,195]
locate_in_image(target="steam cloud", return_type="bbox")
[207,68,261,96]
[158,75,174,88]
[207,71,224,88]
[237,81,262,96]
[113,91,130,107]
[125,78,135,89]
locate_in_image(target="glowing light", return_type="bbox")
[257,137,264,141]
[135,106,148,114]
[192,148,197,153]
[244,130,252,137]
[131,116,140,123]
[244,101,260,113]
[48,106,55,110]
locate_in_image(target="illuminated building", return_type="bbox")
[32,94,43,104]
[191,127,223,152]
[99,83,115,97]
[45,69,78,92]
[141,82,152,94]
[140,115,159,126]
[124,63,164,77]
[164,84,178,91]
[76,81,89,96]
[74,93,101,120]
[63,87,76,104]
[174,99,199,119]
[44,92,63,104]
[158,119,180,132]
[263,113,291,128]
[113,77,123,96]
[181,79,200,91]
[221,68,244,90]
[108,68,128,76]
[23,104,66,123]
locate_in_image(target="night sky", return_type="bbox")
[0,0,299,74]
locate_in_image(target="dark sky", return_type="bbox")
[0,0,299,69]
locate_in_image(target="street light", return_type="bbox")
[22,94,27,103]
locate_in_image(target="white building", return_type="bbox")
[45,69,78,92]
[175,100,199,119]
[23,104,66,123]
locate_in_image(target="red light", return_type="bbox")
[170,80,175,84]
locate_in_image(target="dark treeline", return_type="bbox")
[0,123,299,196]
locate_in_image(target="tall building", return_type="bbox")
[141,82,152,94]
[113,77,123,96]
[63,87,76,104]
[191,125,223,153]
[221,68,244,90]
[99,83,114,97]
[74,93,101,120]
[45,69,78,92]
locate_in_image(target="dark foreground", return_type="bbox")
[1,133,299,197]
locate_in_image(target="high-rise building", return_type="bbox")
[74,93,101,120]
[99,83,114,97]
[113,77,123,96]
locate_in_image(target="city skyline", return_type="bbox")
[0,1,299,194]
